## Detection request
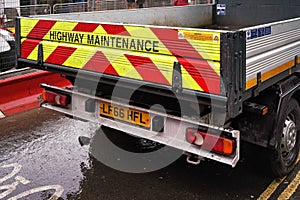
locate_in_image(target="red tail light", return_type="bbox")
[186,128,236,155]
[41,90,70,106]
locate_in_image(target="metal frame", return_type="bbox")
[220,31,246,119]
[53,2,88,14]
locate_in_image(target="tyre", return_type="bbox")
[0,30,16,72]
[0,45,16,72]
[269,98,300,177]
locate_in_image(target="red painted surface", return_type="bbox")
[0,71,71,117]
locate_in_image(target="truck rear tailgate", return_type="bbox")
[18,18,222,95]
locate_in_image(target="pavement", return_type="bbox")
[0,108,300,200]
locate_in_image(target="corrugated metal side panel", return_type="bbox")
[244,17,300,90]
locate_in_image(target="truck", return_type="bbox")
[15,0,300,177]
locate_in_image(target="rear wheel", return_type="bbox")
[269,98,300,177]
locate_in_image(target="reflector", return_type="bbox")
[186,128,235,155]
[42,90,69,106]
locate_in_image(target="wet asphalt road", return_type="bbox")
[1,108,300,200]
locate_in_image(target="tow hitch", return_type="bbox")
[185,152,204,165]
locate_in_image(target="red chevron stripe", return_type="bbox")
[83,51,118,75]
[101,24,130,36]
[125,54,170,85]
[177,57,220,93]
[21,39,41,59]
[45,46,76,65]
[73,22,99,32]
[27,20,56,39]
[150,27,220,94]
[23,20,56,60]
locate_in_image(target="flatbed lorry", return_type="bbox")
[16,0,300,176]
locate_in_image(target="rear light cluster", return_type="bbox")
[41,90,70,106]
[186,128,236,155]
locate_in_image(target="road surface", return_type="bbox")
[0,108,300,199]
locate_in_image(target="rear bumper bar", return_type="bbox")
[40,83,240,167]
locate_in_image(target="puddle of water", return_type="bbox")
[0,116,99,199]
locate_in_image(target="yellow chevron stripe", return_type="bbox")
[181,68,203,91]
[63,46,97,69]
[125,25,172,56]
[21,37,95,68]
[179,30,221,61]
[21,35,209,92]
[23,40,39,61]
[207,61,221,76]
[125,25,175,85]
[27,46,38,61]
[42,41,61,61]
[92,25,108,34]
[102,51,142,80]
[22,39,61,62]
[124,25,163,40]
[150,55,176,85]
[20,18,39,37]
[43,21,78,40]
[186,40,221,61]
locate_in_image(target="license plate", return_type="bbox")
[100,101,151,128]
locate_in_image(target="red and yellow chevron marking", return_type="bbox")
[20,18,221,94]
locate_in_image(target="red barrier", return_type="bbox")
[0,70,71,117]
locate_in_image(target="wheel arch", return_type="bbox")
[291,90,300,107]
[268,75,300,149]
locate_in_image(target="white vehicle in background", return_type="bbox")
[0,28,16,72]
[0,0,19,71]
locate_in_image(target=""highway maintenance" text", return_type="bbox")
[49,31,160,53]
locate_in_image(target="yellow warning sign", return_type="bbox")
[183,32,214,42]
[213,34,220,42]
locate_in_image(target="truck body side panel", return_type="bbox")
[244,17,300,91]
[19,18,222,94]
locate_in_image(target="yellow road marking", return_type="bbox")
[258,154,300,199]
[257,177,285,200]
[277,170,300,200]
